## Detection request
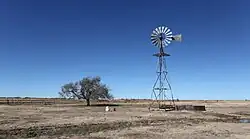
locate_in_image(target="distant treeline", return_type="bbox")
[0,97,248,105]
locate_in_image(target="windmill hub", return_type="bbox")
[159,33,166,41]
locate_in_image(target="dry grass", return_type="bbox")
[0,100,250,138]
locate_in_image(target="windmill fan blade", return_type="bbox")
[155,42,159,46]
[163,27,168,33]
[151,38,156,42]
[151,39,157,44]
[158,27,162,33]
[151,35,156,38]
[166,31,172,36]
[152,39,157,44]
[166,28,170,33]
[151,33,157,37]
[161,26,164,33]
[166,37,173,41]
[155,28,160,34]
[153,30,158,35]
[166,34,173,38]
[163,41,167,46]
[165,40,171,44]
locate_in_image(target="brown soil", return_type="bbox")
[0,101,250,139]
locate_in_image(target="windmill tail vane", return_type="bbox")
[171,34,182,42]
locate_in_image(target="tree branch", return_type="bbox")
[70,90,83,99]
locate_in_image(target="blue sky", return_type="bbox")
[0,0,249,99]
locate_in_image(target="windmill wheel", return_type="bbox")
[151,26,173,47]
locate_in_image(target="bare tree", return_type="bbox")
[59,76,113,106]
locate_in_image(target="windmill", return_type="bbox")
[149,26,182,110]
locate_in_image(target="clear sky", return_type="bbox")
[0,0,249,99]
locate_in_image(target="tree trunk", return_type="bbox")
[86,98,90,106]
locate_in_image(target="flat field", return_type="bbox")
[0,100,250,139]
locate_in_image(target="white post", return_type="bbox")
[105,106,109,112]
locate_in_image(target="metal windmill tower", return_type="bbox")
[149,26,182,110]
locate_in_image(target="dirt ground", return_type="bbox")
[0,101,250,139]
